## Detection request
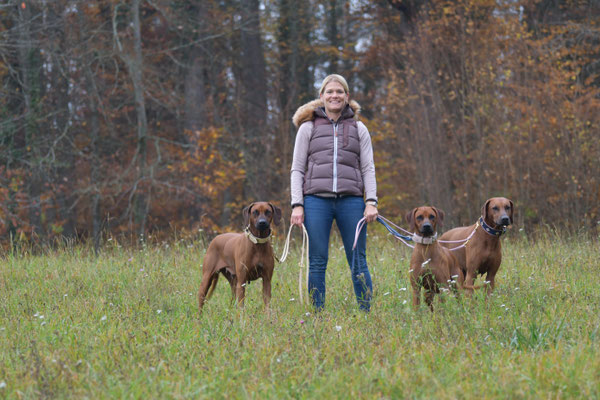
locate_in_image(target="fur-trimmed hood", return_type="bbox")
[292,99,361,128]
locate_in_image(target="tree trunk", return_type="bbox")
[239,0,268,200]
[183,3,208,135]
[277,0,314,205]
[117,0,150,235]
[326,0,340,73]
[182,3,208,228]
[16,2,44,239]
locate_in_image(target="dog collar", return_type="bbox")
[479,217,505,237]
[244,227,271,244]
[412,232,438,244]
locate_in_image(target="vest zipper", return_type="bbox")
[332,121,338,193]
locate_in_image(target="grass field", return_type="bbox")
[1,227,599,399]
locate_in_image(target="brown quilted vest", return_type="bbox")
[303,105,364,197]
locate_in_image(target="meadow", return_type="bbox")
[1,226,599,399]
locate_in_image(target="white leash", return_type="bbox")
[277,224,310,305]
[437,220,479,251]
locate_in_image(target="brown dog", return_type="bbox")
[198,202,282,313]
[439,197,514,294]
[406,206,464,311]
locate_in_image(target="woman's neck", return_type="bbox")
[325,110,342,122]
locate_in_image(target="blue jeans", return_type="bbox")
[303,195,373,311]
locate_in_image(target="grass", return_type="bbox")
[1,227,599,399]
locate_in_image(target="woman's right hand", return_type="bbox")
[290,206,304,226]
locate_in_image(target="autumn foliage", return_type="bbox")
[0,0,599,249]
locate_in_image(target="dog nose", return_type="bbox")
[257,219,269,230]
[421,223,433,235]
[500,216,510,226]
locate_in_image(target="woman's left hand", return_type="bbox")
[364,204,378,223]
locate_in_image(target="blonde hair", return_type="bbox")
[318,74,350,95]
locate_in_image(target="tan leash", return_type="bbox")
[277,224,310,305]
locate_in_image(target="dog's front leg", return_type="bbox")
[463,254,478,295]
[262,277,272,310]
[235,283,246,307]
[484,266,499,294]
[410,271,421,309]
[235,265,247,307]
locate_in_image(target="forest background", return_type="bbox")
[1,0,599,250]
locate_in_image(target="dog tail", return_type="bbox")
[206,274,219,299]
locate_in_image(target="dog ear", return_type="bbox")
[242,203,254,227]
[269,203,282,226]
[433,207,445,228]
[508,199,514,223]
[405,209,416,231]
[481,199,491,220]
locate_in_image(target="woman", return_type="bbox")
[290,74,378,311]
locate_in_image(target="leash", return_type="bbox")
[376,216,415,248]
[350,215,413,280]
[436,217,503,251]
[351,214,481,252]
[349,219,370,300]
[437,220,480,251]
[276,223,309,305]
[352,215,415,251]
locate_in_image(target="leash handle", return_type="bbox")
[276,224,294,263]
[351,217,368,251]
[277,223,310,305]
[351,217,367,277]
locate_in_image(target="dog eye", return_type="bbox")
[505,205,511,210]
[429,215,435,220]
[253,210,259,216]
[416,215,424,221]
[492,206,499,211]
[265,210,271,216]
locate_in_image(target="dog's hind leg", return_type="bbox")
[222,271,237,305]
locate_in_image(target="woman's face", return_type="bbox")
[320,81,348,115]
